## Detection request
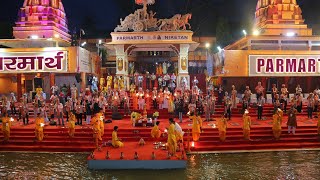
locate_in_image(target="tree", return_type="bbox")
[215,17,233,48]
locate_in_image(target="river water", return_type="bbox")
[0,151,319,180]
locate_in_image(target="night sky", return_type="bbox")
[0,0,320,37]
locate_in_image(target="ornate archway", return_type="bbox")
[105,0,198,90]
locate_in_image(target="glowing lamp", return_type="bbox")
[31,35,39,39]
[81,42,87,47]
[40,123,45,127]
[47,38,53,41]
[242,30,247,36]
[191,141,195,148]
[98,40,102,44]
[217,46,222,52]
[54,34,60,38]
[164,129,168,133]
[213,124,216,128]
[205,43,211,48]
[286,32,295,37]
[10,118,14,122]
[253,30,260,36]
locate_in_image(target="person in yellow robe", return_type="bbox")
[106,75,113,89]
[36,86,43,97]
[91,115,102,149]
[130,84,136,96]
[167,119,177,156]
[113,77,118,90]
[98,112,105,137]
[99,78,105,91]
[218,114,228,141]
[112,126,124,148]
[272,108,283,140]
[1,112,12,141]
[151,121,161,139]
[242,109,251,140]
[191,112,201,141]
[121,77,126,90]
[68,112,76,137]
[35,113,45,141]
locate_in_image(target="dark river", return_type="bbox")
[0,151,319,180]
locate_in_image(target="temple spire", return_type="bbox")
[13,0,70,41]
[254,0,312,36]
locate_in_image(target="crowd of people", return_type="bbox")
[1,76,320,153]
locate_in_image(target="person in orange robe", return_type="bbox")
[145,90,151,110]
[167,119,177,156]
[1,111,12,141]
[68,112,76,137]
[151,121,162,139]
[218,114,228,141]
[272,108,283,140]
[242,109,251,140]
[168,94,174,113]
[91,115,102,149]
[35,113,45,141]
[98,112,105,137]
[191,112,201,141]
[133,91,138,110]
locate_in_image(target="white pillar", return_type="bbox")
[115,45,129,90]
[177,44,190,90]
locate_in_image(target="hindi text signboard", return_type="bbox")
[0,50,68,73]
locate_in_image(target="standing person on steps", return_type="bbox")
[242,109,251,140]
[287,106,298,135]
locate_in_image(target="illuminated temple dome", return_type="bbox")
[13,0,71,42]
[254,0,312,36]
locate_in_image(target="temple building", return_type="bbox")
[0,0,100,100]
[13,0,71,41]
[215,0,320,94]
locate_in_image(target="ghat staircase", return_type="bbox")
[1,92,320,153]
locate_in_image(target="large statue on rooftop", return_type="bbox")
[114,0,192,32]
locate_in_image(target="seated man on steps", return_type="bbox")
[112,126,124,148]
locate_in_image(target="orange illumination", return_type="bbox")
[191,141,195,147]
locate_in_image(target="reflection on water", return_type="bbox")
[0,151,319,180]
